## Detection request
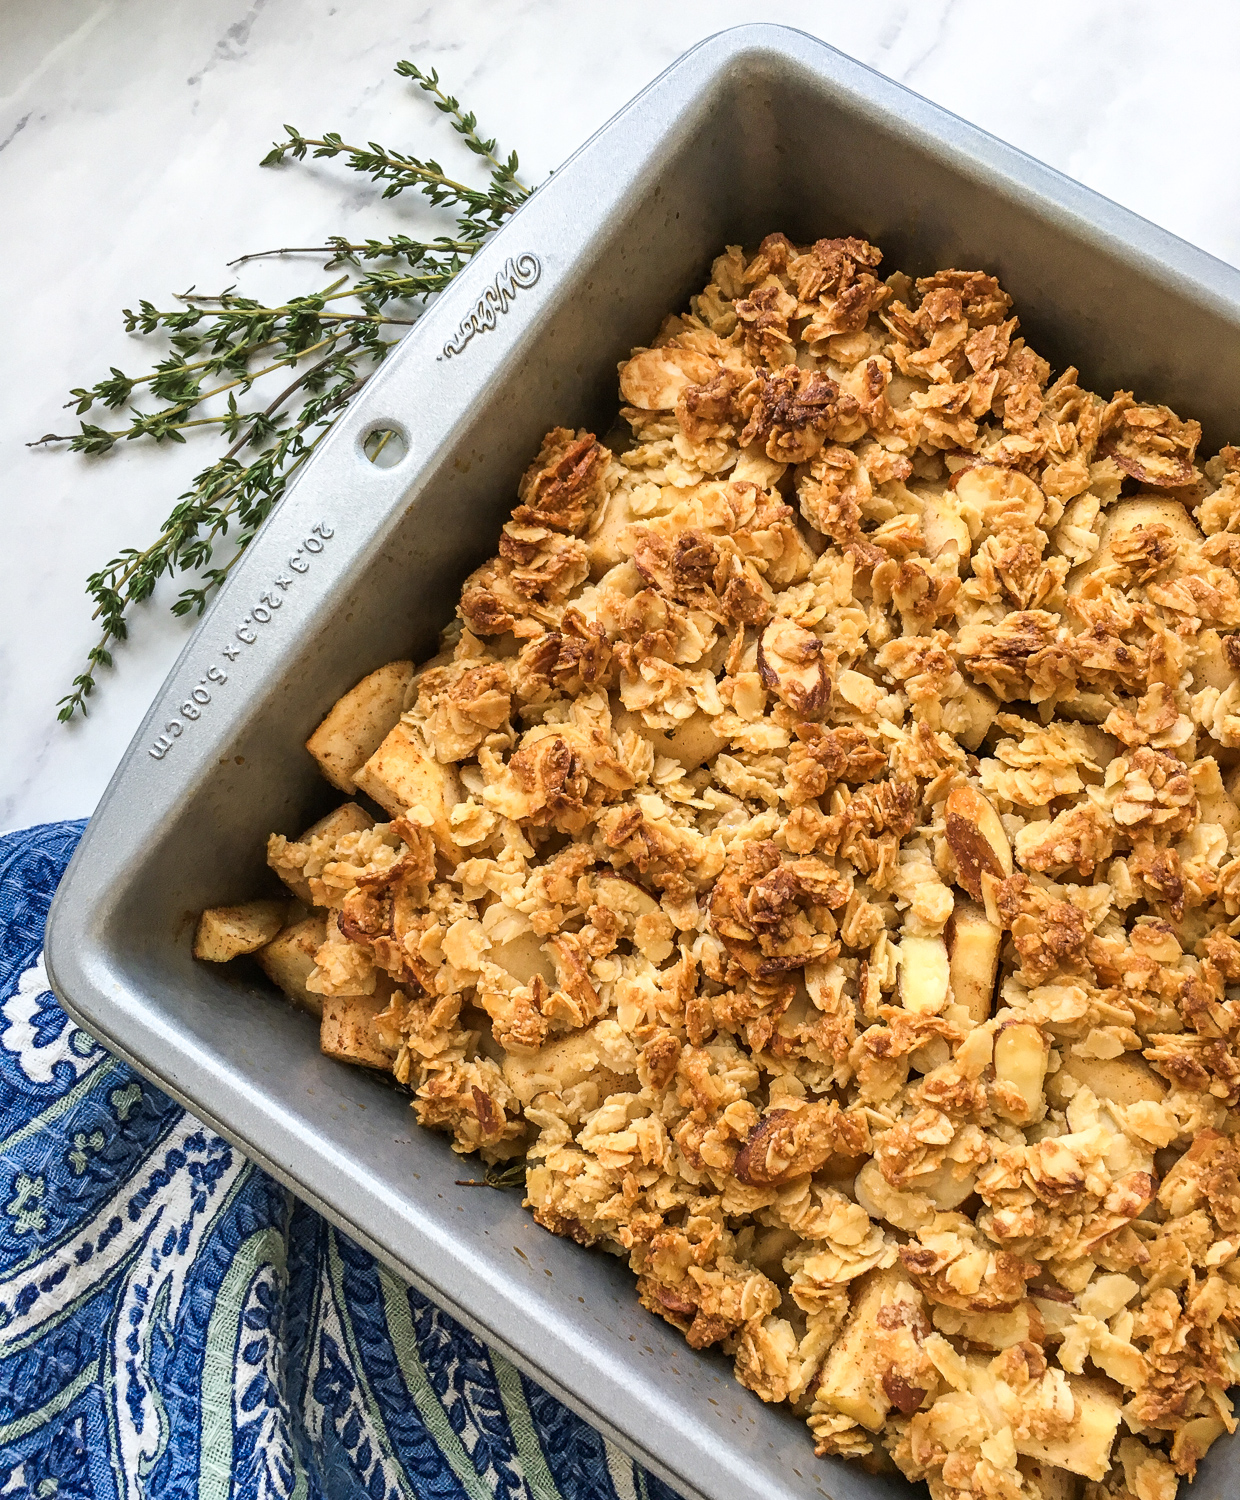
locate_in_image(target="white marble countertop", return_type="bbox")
[4,0,1240,832]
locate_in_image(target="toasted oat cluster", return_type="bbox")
[198,234,1240,1499]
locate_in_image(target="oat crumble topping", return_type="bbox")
[201,232,1240,1499]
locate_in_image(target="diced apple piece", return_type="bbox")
[1075,723,1118,760]
[255,914,327,1018]
[300,801,375,844]
[490,929,556,987]
[320,988,393,1070]
[816,1268,925,1431]
[1015,1373,1122,1482]
[993,1022,1050,1123]
[854,1160,936,1233]
[750,1225,802,1282]
[920,489,971,563]
[1067,496,1202,596]
[949,681,999,753]
[954,466,1047,538]
[935,1301,1041,1352]
[1107,496,1203,546]
[1191,629,1238,695]
[619,346,717,410]
[275,801,375,904]
[917,1160,979,1211]
[306,660,414,792]
[899,935,950,1015]
[1053,690,1112,726]
[1046,1052,1165,1111]
[501,1024,635,1106]
[1017,1456,1080,1500]
[613,705,726,771]
[663,712,729,770]
[353,722,464,861]
[1192,759,1240,840]
[947,901,1001,1023]
[586,487,640,578]
[193,900,287,963]
[1204,786,1240,841]
[1170,1413,1228,1473]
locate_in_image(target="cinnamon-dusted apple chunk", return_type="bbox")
[353,721,464,860]
[306,660,414,792]
[255,914,328,1017]
[194,900,287,963]
[320,987,396,1069]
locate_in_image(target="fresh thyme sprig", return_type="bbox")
[228,233,478,270]
[260,60,528,239]
[394,61,526,193]
[41,60,532,721]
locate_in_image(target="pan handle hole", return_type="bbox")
[362,424,408,468]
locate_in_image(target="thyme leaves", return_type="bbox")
[43,61,531,721]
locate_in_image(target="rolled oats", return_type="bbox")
[198,231,1240,1498]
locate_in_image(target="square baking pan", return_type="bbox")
[46,23,1240,1500]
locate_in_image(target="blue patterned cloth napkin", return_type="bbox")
[0,820,682,1500]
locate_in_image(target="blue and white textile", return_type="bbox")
[0,820,680,1500]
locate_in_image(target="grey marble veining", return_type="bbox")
[3,0,1239,832]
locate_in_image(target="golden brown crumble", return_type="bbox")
[199,234,1240,1499]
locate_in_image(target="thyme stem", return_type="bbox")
[35,330,355,449]
[281,136,480,198]
[228,235,479,267]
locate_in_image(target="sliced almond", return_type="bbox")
[899,934,950,1015]
[757,617,831,719]
[949,681,999,753]
[945,785,1013,900]
[946,900,1001,1023]
[919,489,971,562]
[618,346,718,410]
[954,1023,995,1080]
[993,1021,1049,1122]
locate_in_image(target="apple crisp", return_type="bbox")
[197,233,1240,1499]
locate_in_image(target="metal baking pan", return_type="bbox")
[46,24,1240,1500]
